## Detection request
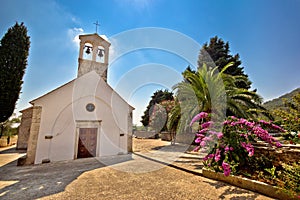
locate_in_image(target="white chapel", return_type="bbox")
[17,33,134,165]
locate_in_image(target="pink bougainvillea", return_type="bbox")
[189,112,209,126]
[191,112,285,177]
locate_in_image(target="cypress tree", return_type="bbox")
[198,36,251,89]
[0,22,30,123]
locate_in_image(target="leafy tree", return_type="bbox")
[149,100,175,133]
[166,99,181,144]
[0,22,30,125]
[198,36,251,89]
[0,114,20,136]
[149,103,167,133]
[141,89,174,126]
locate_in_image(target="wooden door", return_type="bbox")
[77,128,97,158]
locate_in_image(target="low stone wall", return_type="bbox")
[0,136,18,147]
[133,130,157,139]
[160,131,172,141]
[202,168,293,200]
[176,132,195,145]
[254,143,300,164]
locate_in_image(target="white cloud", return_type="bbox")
[100,34,108,41]
[67,27,84,48]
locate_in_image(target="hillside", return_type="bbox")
[263,88,300,110]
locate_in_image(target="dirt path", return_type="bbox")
[0,139,274,200]
[133,138,170,152]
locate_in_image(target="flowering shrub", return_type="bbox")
[190,112,285,176]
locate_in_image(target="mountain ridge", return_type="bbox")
[263,87,300,110]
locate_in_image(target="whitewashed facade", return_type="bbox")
[18,34,133,164]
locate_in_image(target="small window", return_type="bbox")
[86,103,95,112]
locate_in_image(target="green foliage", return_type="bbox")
[167,98,181,133]
[133,125,147,131]
[141,89,174,126]
[192,111,300,197]
[149,104,167,132]
[282,132,300,144]
[272,92,300,136]
[0,114,21,137]
[0,22,30,123]
[191,113,283,177]
[149,100,175,133]
[252,155,274,171]
[279,161,300,197]
[248,159,300,198]
[171,63,228,134]
[198,36,251,89]
[264,166,277,179]
[168,62,270,135]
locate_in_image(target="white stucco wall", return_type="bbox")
[32,71,132,164]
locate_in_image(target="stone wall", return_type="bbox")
[78,59,108,81]
[133,130,157,139]
[127,112,133,152]
[24,106,42,165]
[16,107,33,150]
[0,136,18,147]
[161,131,172,141]
[176,132,195,145]
[254,144,300,164]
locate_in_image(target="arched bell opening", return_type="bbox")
[83,42,93,60]
[96,46,105,63]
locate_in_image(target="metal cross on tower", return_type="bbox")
[94,21,100,34]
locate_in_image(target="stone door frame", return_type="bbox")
[74,120,101,159]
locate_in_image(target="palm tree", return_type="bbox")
[166,99,181,144]
[167,62,271,135]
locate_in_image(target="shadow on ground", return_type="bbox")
[0,152,132,200]
[203,180,260,200]
[0,148,26,154]
[150,143,191,153]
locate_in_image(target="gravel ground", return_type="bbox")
[133,138,171,152]
[0,139,274,200]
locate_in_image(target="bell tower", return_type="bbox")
[77,33,111,82]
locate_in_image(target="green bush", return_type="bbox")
[279,161,300,198]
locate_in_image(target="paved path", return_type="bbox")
[0,144,274,200]
[0,145,26,167]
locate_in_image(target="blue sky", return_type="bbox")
[1,0,300,125]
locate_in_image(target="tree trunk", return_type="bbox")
[7,136,10,145]
[0,124,3,138]
[171,131,176,145]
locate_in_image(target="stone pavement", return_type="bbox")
[134,142,205,174]
[0,145,26,167]
[0,144,273,200]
